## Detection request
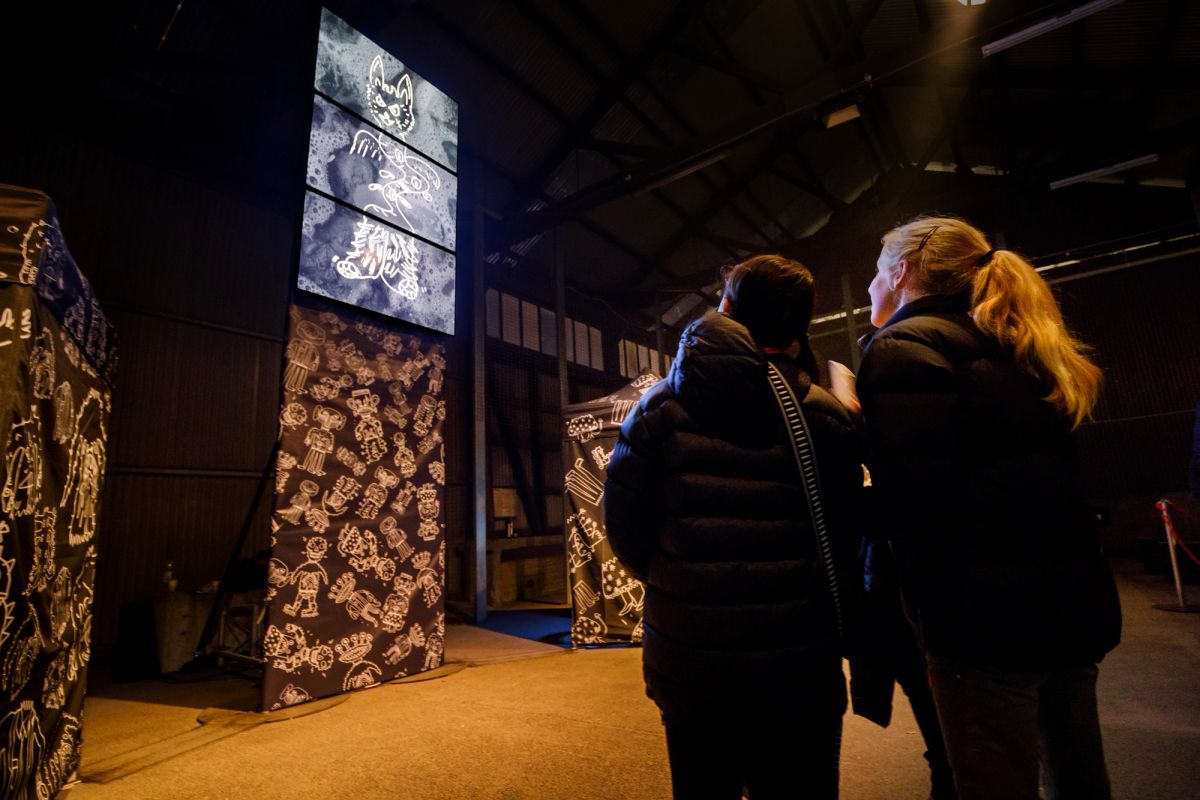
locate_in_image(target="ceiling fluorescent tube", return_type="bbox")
[1049,153,1159,190]
[982,0,1125,58]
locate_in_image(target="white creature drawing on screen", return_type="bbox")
[2,407,43,517]
[263,623,334,675]
[350,130,441,231]
[328,573,382,626]
[365,56,416,136]
[565,459,604,506]
[335,632,381,691]
[283,537,330,618]
[284,320,325,393]
[333,216,422,302]
[301,406,345,476]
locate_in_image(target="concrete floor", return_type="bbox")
[60,559,1199,799]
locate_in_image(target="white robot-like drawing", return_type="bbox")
[283,537,330,619]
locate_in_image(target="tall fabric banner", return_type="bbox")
[0,184,115,799]
[561,373,658,645]
[263,298,447,710]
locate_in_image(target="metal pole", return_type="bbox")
[471,170,488,624]
[841,274,861,372]
[1153,500,1200,613]
[655,292,667,377]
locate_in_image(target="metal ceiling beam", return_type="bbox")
[666,42,785,95]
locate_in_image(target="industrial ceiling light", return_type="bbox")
[957,0,987,6]
[982,0,1125,57]
[824,105,861,128]
[1049,153,1159,190]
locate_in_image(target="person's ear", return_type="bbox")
[892,259,911,291]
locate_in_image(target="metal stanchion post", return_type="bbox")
[1153,500,1200,613]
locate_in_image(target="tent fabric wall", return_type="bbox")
[0,184,114,799]
[561,373,658,645]
[262,298,447,710]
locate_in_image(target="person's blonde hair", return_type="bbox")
[880,215,1101,428]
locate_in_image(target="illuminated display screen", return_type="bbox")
[300,8,459,335]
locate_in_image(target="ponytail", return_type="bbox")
[971,251,1101,428]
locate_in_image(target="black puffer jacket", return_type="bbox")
[604,311,863,717]
[858,293,1121,671]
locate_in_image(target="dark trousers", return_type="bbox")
[894,647,956,799]
[662,707,843,800]
[926,657,1111,800]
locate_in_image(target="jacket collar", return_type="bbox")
[860,291,971,351]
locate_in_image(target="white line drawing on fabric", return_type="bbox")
[0,700,44,799]
[283,537,330,618]
[3,615,43,700]
[411,551,441,607]
[411,395,437,438]
[53,381,74,445]
[565,458,604,506]
[27,507,56,593]
[424,629,444,671]
[601,558,645,617]
[338,524,396,582]
[263,623,334,675]
[630,618,644,642]
[42,651,68,710]
[415,484,440,541]
[379,516,415,562]
[30,330,55,400]
[275,451,298,495]
[357,466,399,519]
[37,710,80,799]
[2,406,43,517]
[365,56,416,136]
[301,406,345,476]
[306,475,360,534]
[328,573,382,626]
[348,389,388,464]
[571,509,605,547]
[390,481,417,515]
[383,621,424,665]
[350,130,441,233]
[0,536,16,653]
[383,405,410,431]
[49,566,75,643]
[428,459,445,485]
[274,683,312,710]
[332,216,422,301]
[280,479,318,526]
[309,374,354,403]
[335,632,381,691]
[317,311,348,335]
[16,219,49,283]
[417,430,442,456]
[335,446,368,477]
[632,374,660,392]
[69,549,96,682]
[590,446,611,471]
[572,581,598,610]
[379,586,411,634]
[611,400,635,425]
[284,321,325,393]
[571,612,608,646]
[267,557,289,603]
[392,353,428,393]
[566,414,601,443]
[567,526,592,573]
[61,389,106,546]
[280,402,308,432]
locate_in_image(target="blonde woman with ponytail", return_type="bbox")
[858,216,1121,800]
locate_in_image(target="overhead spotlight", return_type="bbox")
[982,0,1125,57]
[824,105,861,128]
[958,0,987,5]
[1049,153,1159,191]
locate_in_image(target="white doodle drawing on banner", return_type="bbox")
[335,632,382,691]
[631,619,645,642]
[411,394,437,438]
[611,399,635,425]
[411,551,441,607]
[424,628,444,671]
[332,215,422,302]
[357,466,399,519]
[267,557,290,603]
[275,451,299,495]
[428,459,445,485]
[0,700,44,799]
[306,475,360,534]
[347,389,388,463]
[590,445,611,471]
[275,684,312,710]
[61,389,106,546]
[632,373,660,392]
[69,549,96,682]
[42,651,68,710]
[2,406,43,517]
[335,446,368,477]
[350,130,441,229]
[328,573,382,626]
[382,622,423,665]
[284,320,325,393]
[566,414,601,443]
[393,351,428,391]
[571,509,605,547]
[309,373,354,403]
[27,507,56,593]
[601,558,645,617]
[318,311,348,335]
[379,516,415,562]
[37,711,81,799]
[0,536,16,653]
[567,526,592,573]
[53,381,74,445]
[301,406,346,476]
[263,623,335,675]
[280,479,319,526]
[3,616,43,700]
[572,581,599,611]
[565,458,604,506]
[49,567,75,643]
[29,330,55,400]
[16,218,49,283]
[380,582,411,634]
[571,612,608,646]
[383,405,410,431]
[87,296,108,359]
[280,402,308,431]
[338,524,396,582]
[283,537,330,619]
[416,430,441,457]
[390,481,417,515]
[415,483,440,541]
[364,57,416,136]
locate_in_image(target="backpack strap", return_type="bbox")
[766,361,844,639]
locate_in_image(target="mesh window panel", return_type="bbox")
[574,320,590,366]
[501,292,520,345]
[539,308,557,357]
[486,288,500,338]
[521,300,540,351]
[589,326,603,372]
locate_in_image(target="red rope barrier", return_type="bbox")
[1156,500,1200,568]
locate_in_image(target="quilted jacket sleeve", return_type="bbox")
[603,392,668,582]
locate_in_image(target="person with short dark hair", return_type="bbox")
[605,254,864,800]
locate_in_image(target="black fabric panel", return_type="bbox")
[261,298,446,710]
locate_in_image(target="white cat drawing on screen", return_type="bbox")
[350,131,440,227]
[365,56,415,137]
[333,216,421,301]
